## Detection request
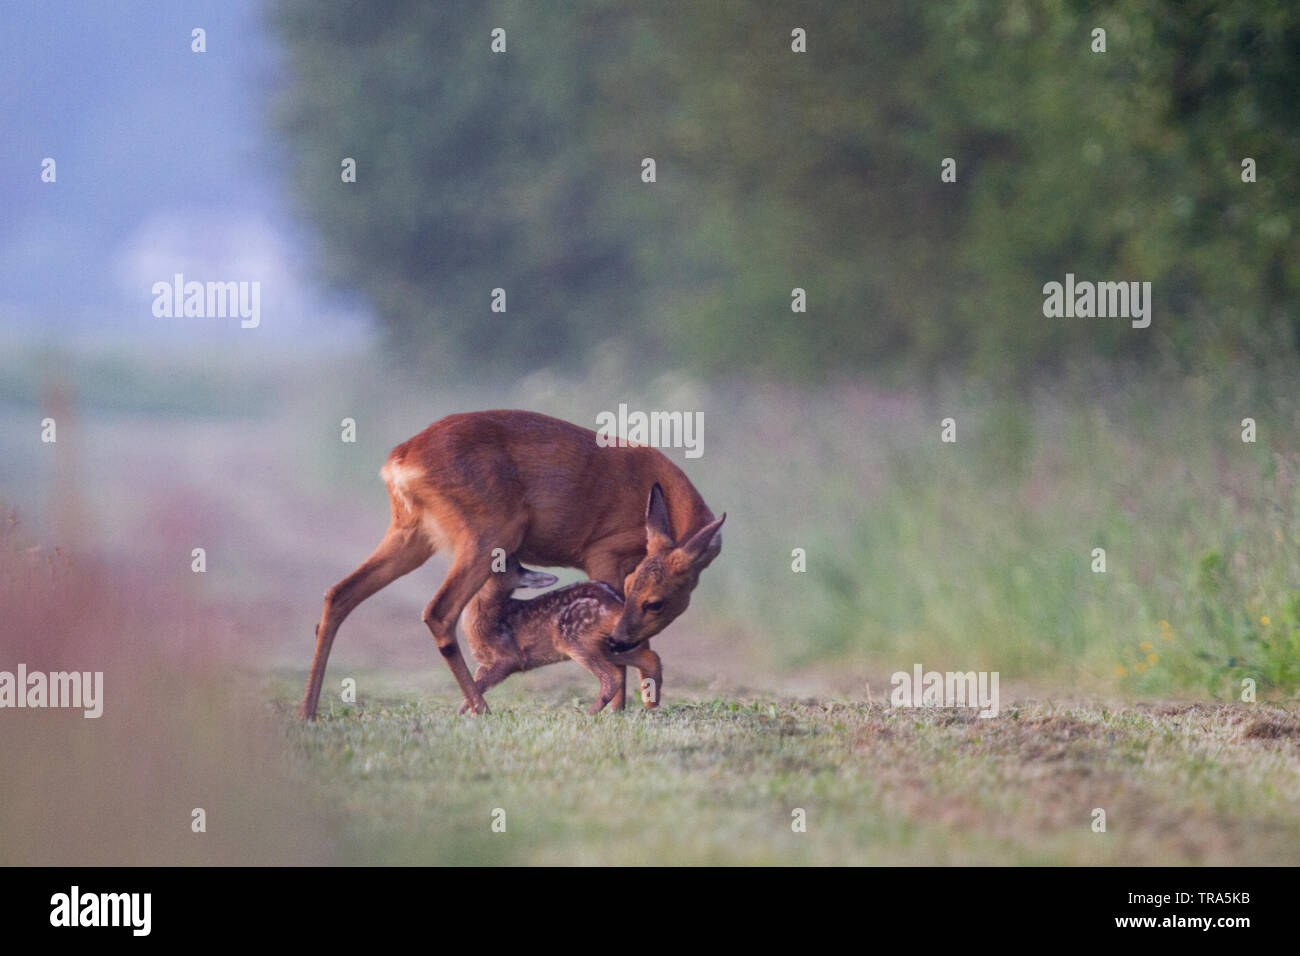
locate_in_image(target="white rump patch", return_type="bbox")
[382,459,452,551]
[381,460,420,515]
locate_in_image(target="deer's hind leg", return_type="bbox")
[423,546,498,715]
[421,510,527,714]
[301,523,432,720]
[457,652,524,714]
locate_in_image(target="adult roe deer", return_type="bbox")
[299,409,725,719]
[460,554,663,714]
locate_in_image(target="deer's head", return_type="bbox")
[608,483,725,651]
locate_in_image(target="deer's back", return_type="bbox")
[385,410,714,569]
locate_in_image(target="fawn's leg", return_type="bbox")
[610,665,628,711]
[581,550,639,712]
[569,651,623,714]
[300,524,431,720]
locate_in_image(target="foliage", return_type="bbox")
[270,0,1300,378]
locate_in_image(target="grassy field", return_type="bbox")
[4,341,1300,865]
[273,673,1300,866]
[5,342,1299,702]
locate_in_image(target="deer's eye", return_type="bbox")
[642,600,664,613]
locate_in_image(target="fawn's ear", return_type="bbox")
[516,565,558,589]
[645,483,675,554]
[680,513,726,569]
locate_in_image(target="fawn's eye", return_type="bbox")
[642,600,664,613]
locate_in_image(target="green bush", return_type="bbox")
[270,0,1300,379]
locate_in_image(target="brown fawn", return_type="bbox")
[460,555,663,714]
[299,409,725,719]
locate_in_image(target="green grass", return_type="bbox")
[6,342,1300,864]
[696,371,1300,701]
[6,342,1300,702]
[277,677,1300,865]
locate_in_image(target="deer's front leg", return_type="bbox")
[614,644,662,709]
[635,647,662,709]
[582,549,635,597]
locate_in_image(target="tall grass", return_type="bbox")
[693,369,1300,699]
[0,512,331,864]
[501,361,1300,700]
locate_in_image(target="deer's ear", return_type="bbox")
[516,565,558,589]
[681,513,725,568]
[645,483,674,554]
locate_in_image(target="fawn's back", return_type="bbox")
[469,580,625,669]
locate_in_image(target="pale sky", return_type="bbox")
[0,0,368,345]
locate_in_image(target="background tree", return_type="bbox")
[270,0,1300,379]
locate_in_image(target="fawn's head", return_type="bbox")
[609,483,725,651]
